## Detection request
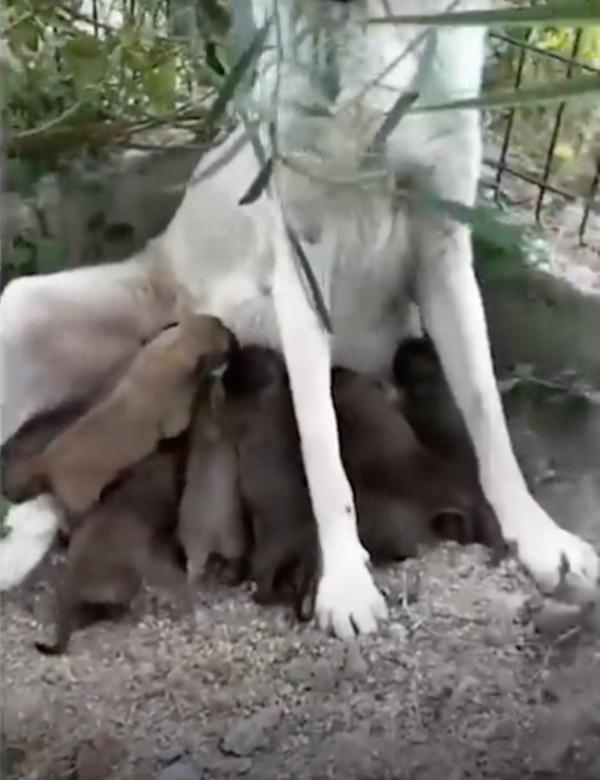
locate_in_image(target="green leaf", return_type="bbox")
[144,60,177,112]
[207,19,272,126]
[63,33,103,60]
[239,156,274,205]
[63,33,105,97]
[9,18,40,51]
[400,191,525,258]
[369,91,419,153]
[412,74,600,113]
[34,238,69,274]
[8,242,37,271]
[368,2,600,28]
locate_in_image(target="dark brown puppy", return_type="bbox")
[2,314,232,519]
[35,447,187,656]
[391,335,503,549]
[392,335,475,467]
[222,347,318,617]
[177,380,248,586]
[332,366,504,554]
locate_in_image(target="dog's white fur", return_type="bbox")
[1,0,598,626]
[0,496,63,591]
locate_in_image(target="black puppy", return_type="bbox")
[223,347,319,618]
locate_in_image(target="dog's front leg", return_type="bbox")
[270,206,388,638]
[414,216,599,602]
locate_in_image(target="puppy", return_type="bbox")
[35,448,187,656]
[5,314,232,518]
[332,366,505,554]
[222,346,318,618]
[221,347,504,617]
[177,380,248,586]
[392,336,475,468]
[1,399,91,511]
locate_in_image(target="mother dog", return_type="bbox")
[1,0,597,636]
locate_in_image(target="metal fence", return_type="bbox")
[487,30,600,245]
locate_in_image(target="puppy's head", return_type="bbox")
[223,346,287,400]
[392,336,441,391]
[181,314,235,361]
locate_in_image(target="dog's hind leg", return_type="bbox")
[0,249,175,588]
[0,248,173,445]
[413,113,598,603]
[270,202,387,639]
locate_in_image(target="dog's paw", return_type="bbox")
[315,545,388,639]
[511,499,599,604]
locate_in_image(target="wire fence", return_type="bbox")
[487,29,600,245]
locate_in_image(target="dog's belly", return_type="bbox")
[180,239,413,377]
[163,127,414,376]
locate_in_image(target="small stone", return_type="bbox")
[157,758,203,780]
[221,705,282,757]
[389,623,408,642]
[343,641,368,678]
[210,757,253,775]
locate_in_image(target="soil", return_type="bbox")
[3,536,600,780]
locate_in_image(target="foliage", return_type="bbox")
[488,0,600,194]
[2,0,599,286]
[0,497,11,538]
[1,0,230,161]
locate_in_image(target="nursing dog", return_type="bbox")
[1,0,597,636]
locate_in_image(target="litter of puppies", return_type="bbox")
[1,314,506,654]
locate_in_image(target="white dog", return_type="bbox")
[1,0,598,633]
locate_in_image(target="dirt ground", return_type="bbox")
[4,536,600,780]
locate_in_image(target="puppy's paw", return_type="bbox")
[315,544,388,639]
[509,498,599,604]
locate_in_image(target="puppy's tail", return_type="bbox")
[0,494,61,591]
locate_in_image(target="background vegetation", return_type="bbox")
[1,0,599,281]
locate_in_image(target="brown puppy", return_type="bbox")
[5,314,232,518]
[35,447,187,656]
[1,399,91,508]
[332,366,504,553]
[220,347,504,617]
[177,380,247,586]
